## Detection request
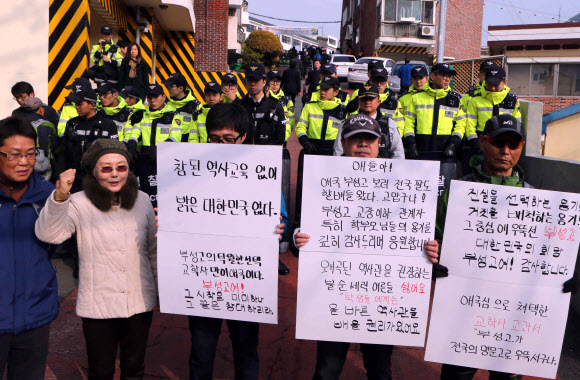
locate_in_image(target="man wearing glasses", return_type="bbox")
[426,114,579,379]
[403,63,463,160]
[95,82,133,142]
[187,102,289,380]
[163,73,201,142]
[0,117,59,380]
[57,81,118,194]
[11,81,59,128]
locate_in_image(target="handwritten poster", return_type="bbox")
[296,156,440,345]
[156,142,282,324]
[425,180,580,379]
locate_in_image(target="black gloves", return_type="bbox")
[299,135,318,154]
[563,272,579,294]
[442,135,462,158]
[468,137,481,154]
[433,263,449,279]
[125,140,138,161]
[406,144,419,159]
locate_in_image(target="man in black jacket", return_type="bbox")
[235,64,286,145]
[57,81,118,193]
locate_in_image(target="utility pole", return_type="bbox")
[437,0,448,63]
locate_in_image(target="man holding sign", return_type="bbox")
[294,114,439,380]
[425,114,579,379]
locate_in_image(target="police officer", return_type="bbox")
[88,26,123,85]
[95,81,133,142]
[120,86,146,112]
[127,83,183,206]
[459,60,499,113]
[222,73,241,103]
[235,64,286,145]
[296,76,347,156]
[403,63,463,160]
[162,73,201,142]
[398,66,429,116]
[189,82,223,143]
[266,70,294,141]
[304,64,350,105]
[348,68,404,135]
[350,59,384,99]
[334,84,404,159]
[452,67,521,154]
[58,77,94,137]
[57,80,118,193]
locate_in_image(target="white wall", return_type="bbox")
[228,11,241,53]
[1,1,49,118]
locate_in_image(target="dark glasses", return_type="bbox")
[97,165,129,173]
[485,136,525,150]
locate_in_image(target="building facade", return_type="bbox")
[488,22,580,114]
[1,0,240,114]
[244,17,319,52]
[340,0,483,63]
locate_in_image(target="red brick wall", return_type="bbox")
[520,96,580,115]
[193,0,228,72]
[442,0,484,60]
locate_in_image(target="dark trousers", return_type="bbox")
[0,323,51,380]
[313,341,394,380]
[82,311,153,380]
[441,364,523,380]
[188,316,259,380]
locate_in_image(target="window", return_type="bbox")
[507,63,556,96]
[329,38,337,46]
[333,56,356,63]
[281,35,291,44]
[292,38,300,46]
[228,8,236,17]
[247,24,257,33]
[530,64,554,95]
[383,0,434,23]
[558,64,580,96]
[507,64,531,96]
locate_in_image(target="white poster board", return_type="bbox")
[425,180,580,379]
[156,143,282,324]
[296,156,440,345]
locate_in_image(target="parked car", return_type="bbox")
[347,57,396,89]
[388,60,430,93]
[328,54,357,79]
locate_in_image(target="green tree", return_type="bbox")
[241,43,264,67]
[243,30,283,68]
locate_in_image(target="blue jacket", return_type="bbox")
[0,173,59,334]
[398,64,413,86]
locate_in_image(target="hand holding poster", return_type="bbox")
[425,180,580,379]
[156,143,282,324]
[296,156,440,346]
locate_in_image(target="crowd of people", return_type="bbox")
[1,27,579,380]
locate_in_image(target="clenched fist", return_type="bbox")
[54,169,76,202]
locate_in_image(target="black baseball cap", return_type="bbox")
[321,63,337,75]
[145,83,165,96]
[245,64,267,80]
[101,26,113,35]
[370,68,388,81]
[341,114,381,139]
[358,84,380,99]
[485,67,507,86]
[367,60,383,71]
[65,77,91,90]
[480,60,499,72]
[411,66,429,78]
[95,81,118,94]
[320,76,340,90]
[67,82,98,104]
[483,114,524,140]
[162,73,188,88]
[431,63,457,76]
[205,82,222,94]
[222,73,238,85]
[267,70,283,81]
[119,86,141,99]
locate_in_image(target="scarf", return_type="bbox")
[129,57,141,79]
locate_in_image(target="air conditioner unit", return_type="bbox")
[421,25,436,36]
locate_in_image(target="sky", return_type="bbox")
[246,0,580,47]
